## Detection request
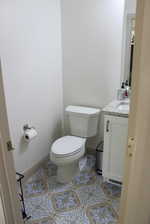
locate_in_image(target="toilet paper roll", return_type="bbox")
[24,128,37,142]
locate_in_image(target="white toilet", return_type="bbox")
[50,105,100,183]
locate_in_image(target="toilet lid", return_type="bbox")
[51,136,85,157]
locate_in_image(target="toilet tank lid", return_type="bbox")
[66,105,100,115]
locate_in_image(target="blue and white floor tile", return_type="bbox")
[86,202,118,224]
[51,190,80,212]
[25,194,54,221]
[101,182,121,199]
[47,176,72,194]
[72,170,96,187]
[111,198,121,216]
[79,154,95,172]
[43,160,57,177]
[24,154,121,224]
[75,179,107,207]
[55,207,90,224]
[24,168,48,198]
[27,216,55,224]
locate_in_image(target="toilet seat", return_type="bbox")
[51,136,85,158]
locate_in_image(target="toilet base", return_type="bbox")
[57,161,79,183]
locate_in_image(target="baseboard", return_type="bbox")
[22,155,49,183]
[22,149,95,183]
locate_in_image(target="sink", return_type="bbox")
[116,102,129,111]
[102,99,130,115]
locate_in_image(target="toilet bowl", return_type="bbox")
[50,136,86,183]
[50,105,100,183]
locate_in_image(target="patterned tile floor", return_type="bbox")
[24,155,121,224]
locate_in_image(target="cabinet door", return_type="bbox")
[103,115,128,182]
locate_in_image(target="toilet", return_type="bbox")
[50,105,100,183]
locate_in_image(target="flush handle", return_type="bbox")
[106,120,110,132]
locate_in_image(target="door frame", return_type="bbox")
[119,0,150,223]
[123,13,135,83]
[0,0,150,223]
[0,60,23,224]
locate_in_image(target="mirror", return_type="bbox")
[123,14,135,87]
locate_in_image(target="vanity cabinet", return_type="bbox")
[102,115,128,183]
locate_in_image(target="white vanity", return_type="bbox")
[102,99,129,184]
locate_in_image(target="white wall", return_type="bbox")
[0,0,63,173]
[61,0,125,147]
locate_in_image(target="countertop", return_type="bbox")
[102,99,130,117]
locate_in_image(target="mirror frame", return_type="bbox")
[123,13,136,85]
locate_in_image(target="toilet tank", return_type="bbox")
[66,105,100,138]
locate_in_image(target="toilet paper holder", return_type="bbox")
[23,124,35,131]
[23,124,37,142]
